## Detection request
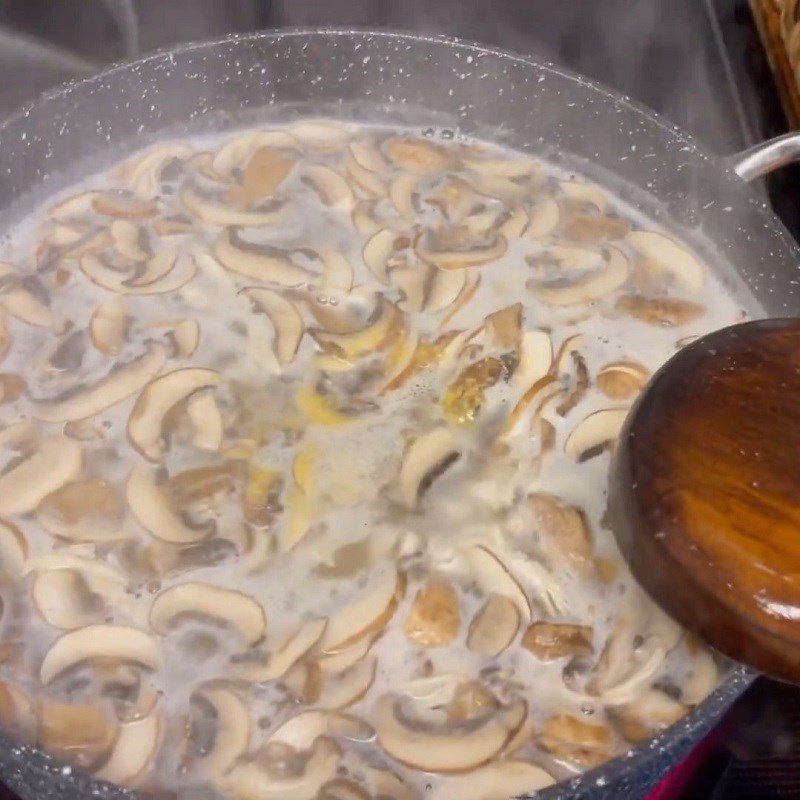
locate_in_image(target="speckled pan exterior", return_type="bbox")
[0,28,783,800]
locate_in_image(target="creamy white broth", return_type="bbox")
[0,122,745,799]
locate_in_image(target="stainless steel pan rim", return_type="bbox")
[0,27,786,800]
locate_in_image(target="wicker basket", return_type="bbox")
[751,0,800,126]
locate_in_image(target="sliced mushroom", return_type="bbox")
[349,138,390,173]
[345,151,387,198]
[317,654,377,710]
[682,646,719,706]
[564,407,629,461]
[597,360,650,400]
[1,282,63,331]
[397,426,460,509]
[319,779,371,800]
[609,688,688,744]
[110,219,149,262]
[465,545,532,623]
[389,173,419,218]
[510,330,552,392]
[243,287,304,365]
[365,768,420,800]
[351,199,383,235]
[384,137,449,174]
[95,709,160,786]
[439,272,481,329]
[124,142,193,198]
[150,582,266,645]
[80,251,196,295]
[49,190,101,219]
[150,318,201,358]
[564,214,629,243]
[403,578,460,647]
[315,246,354,294]
[220,735,341,800]
[37,479,125,542]
[127,367,220,460]
[310,296,400,358]
[374,694,526,773]
[316,634,374,674]
[436,761,555,800]
[0,519,27,580]
[185,390,223,451]
[538,714,615,767]
[89,297,128,355]
[303,164,355,208]
[528,493,593,575]
[291,120,353,150]
[229,146,296,206]
[467,593,520,657]
[127,465,210,544]
[181,186,288,227]
[269,711,373,751]
[527,197,560,240]
[93,192,158,220]
[319,568,405,654]
[212,130,299,176]
[39,624,161,684]
[0,435,82,516]
[38,697,118,770]
[362,228,399,285]
[214,227,310,285]
[193,684,251,776]
[416,230,508,271]
[530,245,629,306]
[32,569,107,630]
[232,618,326,682]
[560,180,608,213]
[627,230,705,294]
[123,247,180,289]
[615,294,705,327]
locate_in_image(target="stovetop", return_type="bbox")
[0,2,798,799]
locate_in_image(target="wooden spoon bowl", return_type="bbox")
[609,318,800,682]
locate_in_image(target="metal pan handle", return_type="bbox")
[731,131,800,181]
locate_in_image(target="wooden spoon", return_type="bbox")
[609,318,800,682]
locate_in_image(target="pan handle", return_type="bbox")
[731,131,800,181]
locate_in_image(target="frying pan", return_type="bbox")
[0,28,797,800]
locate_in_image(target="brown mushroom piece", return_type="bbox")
[615,294,706,327]
[89,298,129,355]
[403,577,460,647]
[608,688,688,743]
[528,493,593,575]
[522,622,594,660]
[181,185,289,227]
[310,296,401,359]
[303,164,355,208]
[38,698,119,770]
[384,137,450,173]
[597,360,650,400]
[316,654,377,710]
[537,714,615,768]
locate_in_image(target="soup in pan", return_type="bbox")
[0,121,745,800]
